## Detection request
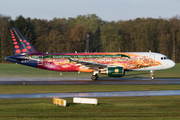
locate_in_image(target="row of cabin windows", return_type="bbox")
[47,57,149,61]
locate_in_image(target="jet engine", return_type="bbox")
[100,67,124,77]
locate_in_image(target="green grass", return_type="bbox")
[0,96,180,120]
[0,63,180,78]
[0,85,180,94]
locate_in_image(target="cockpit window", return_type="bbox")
[161,56,169,60]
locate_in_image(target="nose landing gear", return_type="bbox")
[150,70,154,80]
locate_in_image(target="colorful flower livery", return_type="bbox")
[6,27,175,80]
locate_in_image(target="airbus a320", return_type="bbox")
[6,27,175,80]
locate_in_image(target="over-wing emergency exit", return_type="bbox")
[6,27,175,80]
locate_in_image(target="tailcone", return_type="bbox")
[6,55,38,67]
[6,55,24,63]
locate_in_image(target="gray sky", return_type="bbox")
[0,0,179,21]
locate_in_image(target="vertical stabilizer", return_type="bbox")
[9,27,41,55]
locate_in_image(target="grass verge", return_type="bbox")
[0,96,180,120]
[0,85,180,94]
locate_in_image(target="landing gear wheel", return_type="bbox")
[95,74,99,79]
[150,70,154,80]
[91,75,96,81]
[151,76,154,80]
[91,74,99,81]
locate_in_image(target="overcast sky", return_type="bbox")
[0,0,180,21]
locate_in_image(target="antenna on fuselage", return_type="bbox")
[75,51,77,53]
[149,50,151,53]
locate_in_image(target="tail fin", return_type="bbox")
[9,27,41,55]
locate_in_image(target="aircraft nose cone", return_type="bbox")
[168,60,175,69]
[172,60,176,68]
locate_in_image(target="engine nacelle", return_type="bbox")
[100,67,124,77]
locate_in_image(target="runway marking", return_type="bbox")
[0,90,180,99]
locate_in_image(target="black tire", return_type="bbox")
[95,74,99,79]
[91,75,97,81]
[151,76,154,80]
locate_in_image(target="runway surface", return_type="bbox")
[0,78,180,85]
[1,90,180,99]
[1,78,180,99]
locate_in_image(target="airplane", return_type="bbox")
[6,27,175,80]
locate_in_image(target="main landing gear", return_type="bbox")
[91,70,99,81]
[150,70,154,80]
[91,74,99,81]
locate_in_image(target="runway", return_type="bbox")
[1,78,180,99]
[1,90,180,99]
[0,78,180,85]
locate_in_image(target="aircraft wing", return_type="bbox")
[69,59,107,70]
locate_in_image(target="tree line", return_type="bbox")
[0,14,180,63]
